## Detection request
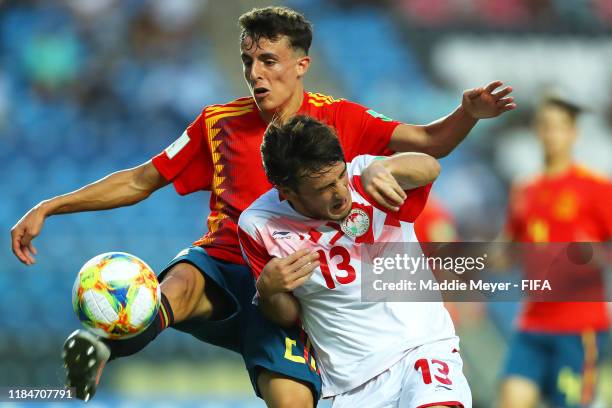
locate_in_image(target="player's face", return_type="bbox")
[535,105,577,158]
[241,36,310,120]
[284,162,352,221]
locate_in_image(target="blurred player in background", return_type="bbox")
[414,197,464,324]
[239,116,471,407]
[11,6,514,405]
[414,195,458,243]
[499,95,612,408]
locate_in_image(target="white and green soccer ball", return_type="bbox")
[72,252,161,339]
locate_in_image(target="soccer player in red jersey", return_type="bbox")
[11,6,515,405]
[499,96,612,408]
[415,195,458,243]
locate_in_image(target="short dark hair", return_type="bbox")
[238,7,313,55]
[261,116,345,191]
[541,97,582,123]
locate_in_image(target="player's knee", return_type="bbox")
[426,406,462,408]
[160,262,208,322]
[269,393,312,408]
[499,376,539,408]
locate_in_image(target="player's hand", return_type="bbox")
[462,80,516,119]
[257,249,320,298]
[10,204,47,265]
[361,160,407,212]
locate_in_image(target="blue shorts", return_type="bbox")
[501,330,608,408]
[158,247,322,401]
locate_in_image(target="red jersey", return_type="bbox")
[506,164,612,332]
[152,92,400,264]
[414,195,457,243]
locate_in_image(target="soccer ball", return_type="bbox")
[72,252,160,339]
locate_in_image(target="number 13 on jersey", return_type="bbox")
[316,246,356,289]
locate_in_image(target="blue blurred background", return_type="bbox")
[1,0,611,407]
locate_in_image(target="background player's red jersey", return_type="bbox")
[506,164,612,332]
[152,92,400,264]
[414,195,458,243]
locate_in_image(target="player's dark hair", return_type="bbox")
[542,97,582,123]
[239,7,312,55]
[261,116,345,192]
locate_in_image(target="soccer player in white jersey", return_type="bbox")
[238,116,472,408]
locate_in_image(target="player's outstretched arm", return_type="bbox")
[361,153,440,212]
[11,160,169,265]
[388,81,516,158]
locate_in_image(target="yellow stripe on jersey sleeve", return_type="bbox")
[307,92,343,106]
[206,104,255,117]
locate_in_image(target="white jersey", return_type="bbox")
[238,155,456,397]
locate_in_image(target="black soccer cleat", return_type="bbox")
[62,330,110,402]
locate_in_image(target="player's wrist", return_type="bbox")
[256,277,275,299]
[36,200,53,217]
[458,102,479,121]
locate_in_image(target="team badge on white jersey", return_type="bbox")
[341,208,370,238]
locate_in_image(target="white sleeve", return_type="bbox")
[346,154,381,178]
